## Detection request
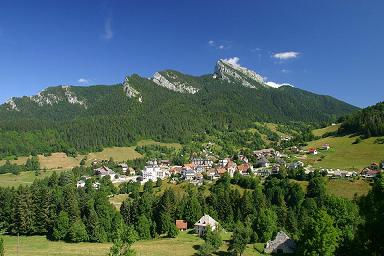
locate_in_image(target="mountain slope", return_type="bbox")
[0,60,358,157]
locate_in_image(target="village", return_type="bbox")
[77,143,384,189]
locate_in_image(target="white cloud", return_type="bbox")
[103,17,113,40]
[208,40,230,50]
[273,51,300,60]
[78,78,89,84]
[281,69,291,73]
[266,81,294,88]
[223,57,240,66]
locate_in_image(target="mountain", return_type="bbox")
[0,59,358,157]
[339,101,384,137]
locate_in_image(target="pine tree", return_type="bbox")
[52,211,70,241]
[68,219,89,243]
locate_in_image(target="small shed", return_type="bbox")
[175,220,188,231]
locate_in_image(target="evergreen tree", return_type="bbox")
[136,215,151,240]
[68,219,89,243]
[167,222,179,238]
[52,211,70,241]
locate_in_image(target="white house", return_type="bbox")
[194,214,219,236]
[142,162,170,182]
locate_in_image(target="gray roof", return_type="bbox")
[264,231,296,254]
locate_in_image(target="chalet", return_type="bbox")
[195,214,219,236]
[160,160,171,166]
[238,163,253,175]
[175,220,188,231]
[322,144,330,150]
[206,169,217,179]
[94,166,117,181]
[225,161,237,177]
[256,157,270,168]
[182,169,196,180]
[308,148,318,155]
[255,169,271,177]
[271,165,280,175]
[290,146,300,154]
[170,166,183,175]
[219,158,229,167]
[361,168,380,179]
[76,180,86,188]
[289,161,304,170]
[253,148,275,158]
[264,231,296,254]
[191,158,213,167]
[216,167,227,177]
[195,172,204,181]
[118,163,128,172]
[128,168,136,176]
[238,154,249,163]
[92,182,101,190]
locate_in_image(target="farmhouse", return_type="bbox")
[194,214,219,236]
[264,231,296,254]
[322,144,330,150]
[256,157,270,168]
[253,148,275,158]
[308,148,318,155]
[175,220,188,231]
[118,163,128,172]
[94,166,117,181]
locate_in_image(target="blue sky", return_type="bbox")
[0,0,383,107]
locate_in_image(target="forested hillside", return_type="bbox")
[0,60,358,158]
[339,101,384,137]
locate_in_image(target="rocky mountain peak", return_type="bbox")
[152,71,199,94]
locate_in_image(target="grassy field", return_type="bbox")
[86,147,142,164]
[2,232,263,256]
[290,178,372,200]
[0,169,67,188]
[109,194,129,210]
[327,179,372,199]
[136,139,182,149]
[305,135,384,169]
[312,124,341,137]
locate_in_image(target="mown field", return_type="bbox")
[305,135,384,169]
[312,124,340,137]
[291,178,372,200]
[0,169,67,188]
[2,231,264,256]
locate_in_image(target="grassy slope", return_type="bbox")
[291,179,371,200]
[305,135,384,169]
[2,232,263,256]
[312,124,341,137]
[0,169,67,188]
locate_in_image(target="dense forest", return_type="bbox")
[0,69,357,158]
[339,101,384,137]
[0,166,383,255]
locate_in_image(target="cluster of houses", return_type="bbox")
[77,144,384,189]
